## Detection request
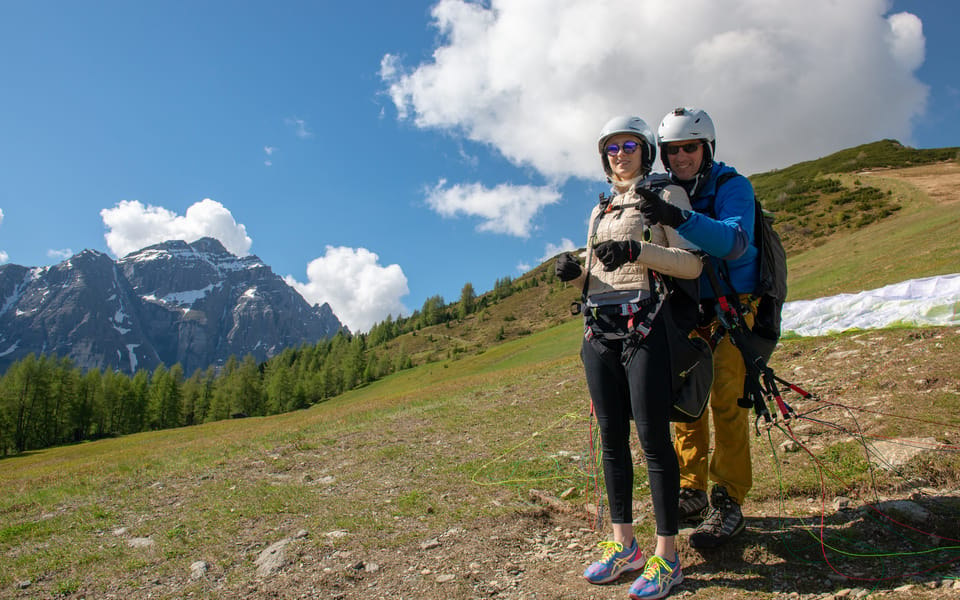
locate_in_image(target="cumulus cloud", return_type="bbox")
[264,145,276,166]
[47,248,73,261]
[0,208,6,264]
[100,199,252,258]
[381,0,928,177]
[284,246,409,333]
[425,179,561,237]
[540,238,578,264]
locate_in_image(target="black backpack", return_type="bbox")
[713,172,788,360]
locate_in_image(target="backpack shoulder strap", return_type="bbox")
[580,193,612,303]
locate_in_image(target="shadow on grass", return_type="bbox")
[680,495,960,596]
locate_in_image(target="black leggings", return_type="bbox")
[581,318,680,536]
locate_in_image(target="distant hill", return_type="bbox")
[750,139,959,254]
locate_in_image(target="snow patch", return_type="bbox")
[126,344,140,372]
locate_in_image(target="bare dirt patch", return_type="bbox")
[862,162,960,206]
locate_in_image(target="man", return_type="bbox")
[639,107,760,549]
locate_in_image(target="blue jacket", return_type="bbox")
[674,162,760,299]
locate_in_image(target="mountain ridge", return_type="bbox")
[0,237,344,374]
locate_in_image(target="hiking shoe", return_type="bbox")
[689,485,745,549]
[583,539,645,584]
[628,554,683,599]
[678,487,708,521]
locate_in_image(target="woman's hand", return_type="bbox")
[555,252,583,281]
[594,240,641,271]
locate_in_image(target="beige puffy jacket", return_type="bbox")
[569,183,703,305]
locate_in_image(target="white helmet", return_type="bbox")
[597,115,656,178]
[657,107,716,175]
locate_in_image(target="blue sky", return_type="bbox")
[1,0,957,332]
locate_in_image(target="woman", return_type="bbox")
[555,115,701,600]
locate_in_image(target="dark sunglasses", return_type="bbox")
[665,142,702,155]
[605,140,641,156]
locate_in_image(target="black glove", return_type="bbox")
[554,252,582,281]
[593,240,641,271]
[637,186,687,228]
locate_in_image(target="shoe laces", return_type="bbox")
[597,540,626,562]
[701,505,724,529]
[641,555,674,581]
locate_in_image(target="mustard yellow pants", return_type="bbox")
[673,296,756,505]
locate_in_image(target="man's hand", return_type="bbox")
[593,240,641,271]
[638,186,687,228]
[555,252,582,281]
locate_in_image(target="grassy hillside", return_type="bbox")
[1,142,959,599]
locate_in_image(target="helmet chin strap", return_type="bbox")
[668,153,712,197]
[672,172,702,197]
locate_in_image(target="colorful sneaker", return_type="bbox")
[582,539,645,584]
[678,487,708,521]
[689,485,745,549]
[628,554,683,599]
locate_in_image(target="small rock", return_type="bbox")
[255,539,290,577]
[190,561,208,580]
[128,537,154,548]
[780,440,800,452]
[17,581,31,590]
[420,538,441,550]
[436,573,455,583]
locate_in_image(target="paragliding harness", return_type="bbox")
[573,187,713,423]
[701,172,791,432]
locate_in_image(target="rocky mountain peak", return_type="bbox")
[0,240,344,375]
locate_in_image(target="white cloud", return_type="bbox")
[382,0,928,177]
[425,179,561,237]
[284,246,409,334]
[100,199,252,258]
[47,248,73,260]
[540,238,578,264]
[264,145,276,167]
[285,117,313,139]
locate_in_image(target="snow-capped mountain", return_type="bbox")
[0,238,344,374]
